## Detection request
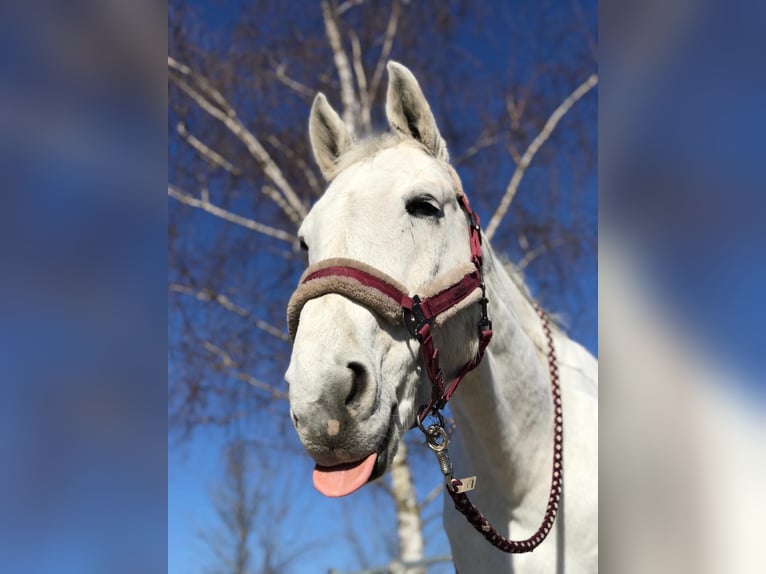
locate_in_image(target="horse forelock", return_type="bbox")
[325,132,438,181]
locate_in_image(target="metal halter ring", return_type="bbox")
[416,407,445,435]
[425,424,449,452]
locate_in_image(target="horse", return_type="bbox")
[285,61,598,573]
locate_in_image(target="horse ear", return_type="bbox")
[385,61,449,161]
[309,93,352,180]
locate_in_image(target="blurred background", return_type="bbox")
[168,1,596,573]
[600,1,766,572]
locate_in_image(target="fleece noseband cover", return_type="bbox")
[287,257,481,341]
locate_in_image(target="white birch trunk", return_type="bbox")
[389,441,425,574]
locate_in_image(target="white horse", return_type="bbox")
[285,62,597,573]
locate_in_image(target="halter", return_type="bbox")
[288,167,491,422]
[286,164,563,554]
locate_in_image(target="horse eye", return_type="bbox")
[405,197,441,218]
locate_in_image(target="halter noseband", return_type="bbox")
[286,170,492,421]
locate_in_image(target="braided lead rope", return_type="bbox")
[444,302,563,553]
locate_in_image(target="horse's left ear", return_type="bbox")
[309,93,352,181]
[385,62,449,162]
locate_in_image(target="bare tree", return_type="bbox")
[199,440,315,574]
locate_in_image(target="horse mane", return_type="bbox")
[492,249,567,331]
[489,250,534,306]
[496,254,533,301]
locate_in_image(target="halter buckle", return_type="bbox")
[402,295,431,338]
[470,215,482,242]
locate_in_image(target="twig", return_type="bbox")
[232,370,288,401]
[485,73,598,240]
[168,57,235,115]
[266,135,323,198]
[370,479,393,497]
[417,482,444,512]
[368,0,400,104]
[177,122,241,175]
[506,93,525,129]
[453,129,506,165]
[203,340,235,368]
[168,56,307,221]
[337,0,365,15]
[349,30,371,133]
[170,282,292,342]
[517,237,568,271]
[274,63,315,100]
[203,341,289,401]
[320,0,357,133]
[168,184,296,244]
[261,185,303,227]
[571,0,598,61]
[505,138,522,166]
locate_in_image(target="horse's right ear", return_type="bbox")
[385,61,448,162]
[309,93,352,181]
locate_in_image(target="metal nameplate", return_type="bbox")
[453,476,477,493]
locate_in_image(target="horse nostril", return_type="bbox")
[345,361,367,406]
[291,410,300,426]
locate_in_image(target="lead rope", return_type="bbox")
[419,302,563,554]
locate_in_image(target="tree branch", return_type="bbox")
[273,63,315,100]
[505,138,523,166]
[320,0,358,133]
[243,378,287,403]
[485,73,598,240]
[417,482,444,512]
[203,340,236,369]
[260,185,304,227]
[169,185,296,245]
[177,122,241,176]
[266,135,323,198]
[204,341,289,401]
[452,129,506,165]
[168,56,307,222]
[349,30,371,133]
[368,0,400,104]
[337,0,365,15]
[517,236,568,271]
[170,282,292,342]
[168,57,235,115]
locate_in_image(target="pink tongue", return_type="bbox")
[313,453,378,497]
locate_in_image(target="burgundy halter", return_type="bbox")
[287,169,562,554]
[295,191,492,422]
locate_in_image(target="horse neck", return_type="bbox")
[449,243,554,508]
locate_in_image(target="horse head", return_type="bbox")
[285,62,482,496]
